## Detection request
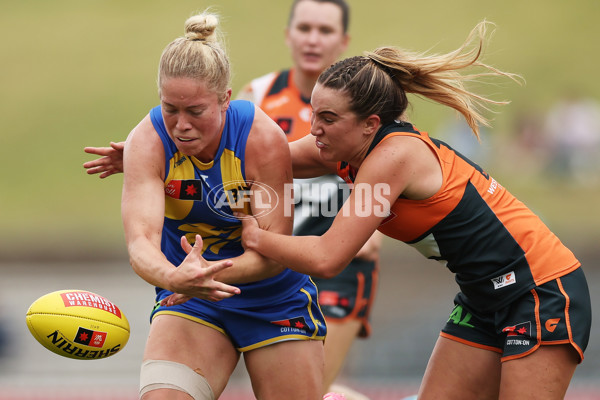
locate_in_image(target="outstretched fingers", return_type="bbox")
[204,259,241,297]
[110,141,125,151]
[83,141,125,178]
[84,146,115,157]
[178,235,241,298]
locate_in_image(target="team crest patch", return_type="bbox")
[491,271,516,289]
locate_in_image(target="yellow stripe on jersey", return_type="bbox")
[219,148,252,215]
[164,154,195,220]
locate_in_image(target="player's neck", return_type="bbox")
[292,68,319,99]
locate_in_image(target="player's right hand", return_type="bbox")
[83,141,125,178]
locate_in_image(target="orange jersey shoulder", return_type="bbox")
[250,69,312,143]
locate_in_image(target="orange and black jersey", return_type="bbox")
[337,121,580,313]
[247,69,312,142]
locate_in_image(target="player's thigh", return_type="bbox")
[144,314,240,397]
[499,344,578,400]
[244,340,324,400]
[323,319,362,386]
[419,336,501,400]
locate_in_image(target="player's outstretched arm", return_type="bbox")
[83,141,125,178]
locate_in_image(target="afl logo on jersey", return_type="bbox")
[206,180,279,220]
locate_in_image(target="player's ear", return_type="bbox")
[363,114,381,136]
[221,89,232,112]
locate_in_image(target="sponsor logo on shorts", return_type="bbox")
[60,291,122,318]
[271,316,308,334]
[491,271,516,290]
[318,291,350,307]
[447,305,475,328]
[502,321,532,346]
[325,307,347,318]
[317,291,350,317]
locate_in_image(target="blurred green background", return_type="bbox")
[1,0,599,261]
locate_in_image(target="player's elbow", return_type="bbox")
[311,259,346,279]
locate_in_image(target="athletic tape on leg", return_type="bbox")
[140,359,215,400]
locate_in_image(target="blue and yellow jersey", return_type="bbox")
[150,100,308,307]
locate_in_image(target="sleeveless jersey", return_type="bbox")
[248,69,312,142]
[249,69,348,236]
[149,100,308,307]
[337,121,581,313]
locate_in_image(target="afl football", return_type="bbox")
[26,289,130,360]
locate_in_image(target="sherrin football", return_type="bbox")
[26,290,130,360]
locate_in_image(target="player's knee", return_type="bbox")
[140,359,215,400]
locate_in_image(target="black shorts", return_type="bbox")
[311,258,379,338]
[441,267,591,362]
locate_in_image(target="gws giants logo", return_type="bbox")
[545,318,561,333]
[491,271,516,290]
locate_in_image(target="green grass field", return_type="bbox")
[1,0,599,259]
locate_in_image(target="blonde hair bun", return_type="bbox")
[184,13,219,42]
